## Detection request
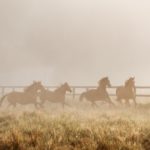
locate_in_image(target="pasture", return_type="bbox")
[0,80,150,150]
[0,96,150,150]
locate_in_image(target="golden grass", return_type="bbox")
[0,103,150,150]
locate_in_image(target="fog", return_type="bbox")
[0,0,150,86]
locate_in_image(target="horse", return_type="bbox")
[0,81,45,108]
[79,77,114,107]
[116,77,136,106]
[38,82,72,108]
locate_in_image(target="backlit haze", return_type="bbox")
[0,0,150,86]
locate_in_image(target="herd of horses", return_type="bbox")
[0,77,136,108]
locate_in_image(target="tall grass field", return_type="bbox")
[0,98,150,150]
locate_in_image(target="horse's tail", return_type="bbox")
[79,92,86,101]
[0,95,7,106]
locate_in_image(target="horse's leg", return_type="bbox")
[133,98,137,107]
[91,101,98,108]
[40,103,45,109]
[39,99,45,108]
[105,97,115,107]
[64,101,71,107]
[61,102,65,109]
[125,99,130,107]
[12,103,16,108]
[61,97,68,108]
[34,102,39,109]
[7,103,13,108]
[116,97,122,105]
[91,102,95,107]
[38,101,45,109]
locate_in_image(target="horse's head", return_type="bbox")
[34,81,45,92]
[98,77,111,88]
[25,81,45,93]
[63,82,72,92]
[125,77,135,88]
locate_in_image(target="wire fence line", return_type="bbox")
[0,86,150,99]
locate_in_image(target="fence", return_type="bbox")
[1,86,150,99]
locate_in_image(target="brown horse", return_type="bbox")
[38,82,72,108]
[116,77,136,106]
[0,81,45,108]
[79,77,114,106]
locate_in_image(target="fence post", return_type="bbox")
[1,87,5,96]
[12,87,15,92]
[86,88,89,92]
[72,87,76,99]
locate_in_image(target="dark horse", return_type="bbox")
[38,82,72,108]
[0,81,45,108]
[116,77,136,106]
[79,77,114,106]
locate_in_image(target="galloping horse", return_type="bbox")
[116,77,136,106]
[38,82,72,108]
[0,81,45,108]
[79,77,114,106]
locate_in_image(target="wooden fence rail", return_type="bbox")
[1,86,150,99]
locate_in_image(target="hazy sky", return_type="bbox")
[0,0,150,86]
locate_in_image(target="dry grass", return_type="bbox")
[0,102,150,150]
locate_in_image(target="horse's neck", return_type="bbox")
[97,85,107,92]
[55,87,66,94]
[124,85,134,91]
[24,88,37,95]
[25,85,34,92]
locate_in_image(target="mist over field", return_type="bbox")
[1,1,150,149]
[0,0,150,86]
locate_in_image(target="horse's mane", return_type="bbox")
[125,78,134,87]
[54,83,70,93]
[24,83,34,92]
[98,77,108,86]
[54,84,64,92]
